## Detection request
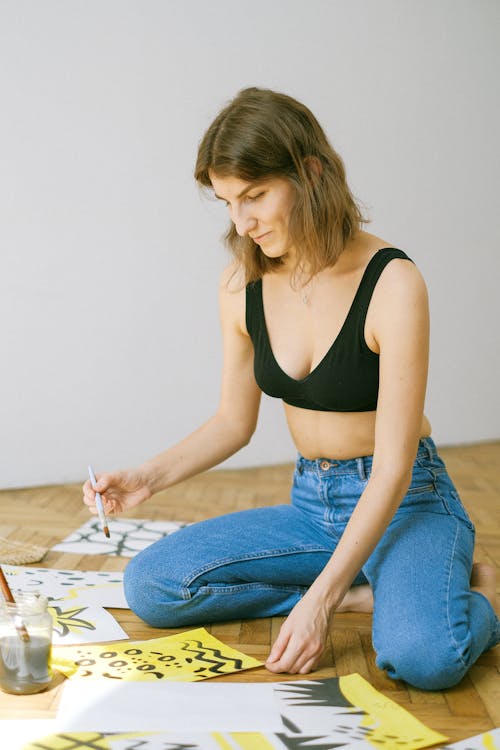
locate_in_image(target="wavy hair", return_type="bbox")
[195,87,367,283]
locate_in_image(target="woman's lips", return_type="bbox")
[252,232,270,243]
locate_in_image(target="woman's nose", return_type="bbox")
[233,206,257,237]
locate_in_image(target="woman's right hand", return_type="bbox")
[82,469,152,516]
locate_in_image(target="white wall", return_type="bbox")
[1,0,499,489]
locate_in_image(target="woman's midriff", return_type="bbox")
[284,405,432,460]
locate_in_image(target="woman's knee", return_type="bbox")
[375,634,468,690]
[123,549,188,628]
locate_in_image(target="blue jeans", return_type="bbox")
[124,438,499,690]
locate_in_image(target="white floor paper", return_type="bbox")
[56,679,283,733]
[442,728,500,750]
[49,602,128,644]
[108,733,281,750]
[3,565,127,608]
[0,720,60,750]
[52,517,187,557]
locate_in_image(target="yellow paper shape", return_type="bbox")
[484,732,500,750]
[339,673,448,750]
[481,732,500,750]
[51,626,262,681]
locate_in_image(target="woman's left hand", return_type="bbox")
[265,590,332,674]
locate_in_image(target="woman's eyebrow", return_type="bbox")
[214,184,255,202]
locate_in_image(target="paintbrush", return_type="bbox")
[88,465,110,538]
[0,565,30,642]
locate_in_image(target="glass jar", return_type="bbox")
[0,592,52,694]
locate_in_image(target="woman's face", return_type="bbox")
[210,172,296,261]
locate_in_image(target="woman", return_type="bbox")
[83,87,499,690]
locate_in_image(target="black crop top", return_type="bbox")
[245,247,413,412]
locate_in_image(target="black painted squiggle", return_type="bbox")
[179,639,243,673]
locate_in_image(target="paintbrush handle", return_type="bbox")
[0,566,15,602]
[88,465,110,538]
[0,566,30,642]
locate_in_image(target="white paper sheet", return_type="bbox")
[441,728,500,750]
[52,518,187,557]
[49,602,128,644]
[273,678,367,735]
[56,679,283,733]
[3,565,127,608]
[105,727,500,750]
[54,674,450,748]
[0,720,60,750]
[108,733,281,750]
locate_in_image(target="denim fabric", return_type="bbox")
[124,437,500,690]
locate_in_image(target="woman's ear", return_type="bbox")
[304,156,323,180]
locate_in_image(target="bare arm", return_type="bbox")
[267,259,430,673]
[141,266,261,493]
[83,265,262,513]
[310,260,430,604]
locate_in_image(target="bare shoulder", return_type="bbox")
[367,257,429,350]
[219,261,245,294]
[375,256,428,303]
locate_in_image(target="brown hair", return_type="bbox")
[195,87,367,283]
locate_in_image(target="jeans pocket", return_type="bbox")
[407,465,436,495]
[399,467,440,512]
[439,490,475,532]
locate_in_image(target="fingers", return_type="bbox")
[266,629,290,666]
[298,653,322,675]
[82,479,97,512]
[266,629,324,675]
[266,641,323,674]
[82,473,116,514]
[266,649,323,674]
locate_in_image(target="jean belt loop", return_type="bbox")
[356,457,366,481]
[423,437,435,461]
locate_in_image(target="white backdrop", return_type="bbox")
[1,0,499,489]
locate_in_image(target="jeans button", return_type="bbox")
[320,460,331,471]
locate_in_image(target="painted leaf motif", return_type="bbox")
[49,605,97,637]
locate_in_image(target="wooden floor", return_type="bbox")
[0,441,498,742]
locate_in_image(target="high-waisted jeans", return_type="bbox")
[124,438,500,690]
